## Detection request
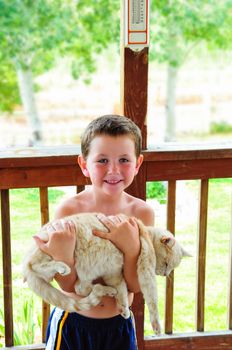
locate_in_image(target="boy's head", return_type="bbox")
[81,115,142,159]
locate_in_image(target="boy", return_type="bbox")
[35,115,154,349]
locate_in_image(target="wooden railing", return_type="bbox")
[1,144,232,350]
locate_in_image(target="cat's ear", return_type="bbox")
[181,247,192,257]
[160,236,175,248]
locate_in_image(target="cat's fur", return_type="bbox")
[23,213,190,334]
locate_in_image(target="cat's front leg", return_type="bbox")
[147,300,161,335]
[137,237,161,335]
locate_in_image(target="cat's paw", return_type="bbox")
[75,284,92,296]
[56,262,71,276]
[93,284,117,297]
[151,320,161,335]
[120,306,130,319]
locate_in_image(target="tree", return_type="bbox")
[0,0,119,145]
[150,0,232,141]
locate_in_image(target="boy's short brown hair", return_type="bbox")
[81,115,142,158]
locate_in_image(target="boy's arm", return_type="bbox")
[124,207,154,292]
[34,207,77,293]
[93,209,154,293]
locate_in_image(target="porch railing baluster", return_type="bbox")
[196,179,209,331]
[165,180,176,334]
[39,187,50,342]
[1,189,14,346]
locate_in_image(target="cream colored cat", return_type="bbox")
[23,213,190,334]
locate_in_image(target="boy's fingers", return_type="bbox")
[128,217,137,227]
[33,235,49,253]
[97,214,115,230]
[64,220,76,234]
[93,230,111,240]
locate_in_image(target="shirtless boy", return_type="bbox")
[35,115,154,350]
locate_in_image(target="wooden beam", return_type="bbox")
[2,344,45,350]
[144,331,232,349]
[123,47,149,148]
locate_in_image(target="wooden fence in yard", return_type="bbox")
[1,144,232,350]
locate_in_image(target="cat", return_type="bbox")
[23,213,190,334]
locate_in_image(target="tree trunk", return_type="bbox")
[165,64,178,142]
[16,66,42,145]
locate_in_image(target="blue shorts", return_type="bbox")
[46,308,138,350]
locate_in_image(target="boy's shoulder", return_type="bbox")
[126,194,154,226]
[54,192,88,219]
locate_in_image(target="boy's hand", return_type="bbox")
[33,220,76,267]
[93,214,140,258]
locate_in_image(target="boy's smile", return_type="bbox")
[78,134,143,197]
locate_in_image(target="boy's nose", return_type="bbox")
[108,162,120,174]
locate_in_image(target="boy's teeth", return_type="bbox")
[106,180,120,184]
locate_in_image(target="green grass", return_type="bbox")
[0,180,231,345]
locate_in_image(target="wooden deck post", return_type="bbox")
[121,1,150,348]
[1,189,14,346]
[39,187,50,342]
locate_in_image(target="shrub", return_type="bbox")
[146,181,166,203]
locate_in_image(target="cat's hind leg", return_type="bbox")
[31,259,71,282]
[104,275,130,319]
[74,280,93,296]
[75,283,117,310]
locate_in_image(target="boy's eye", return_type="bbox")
[97,159,108,164]
[119,158,129,163]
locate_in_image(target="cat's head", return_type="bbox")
[149,227,191,276]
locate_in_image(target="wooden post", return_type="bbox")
[165,180,176,334]
[1,189,14,346]
[228,203,232,330]
[196,179,209,331]
[121,1,150,348]
[39,187,50,342]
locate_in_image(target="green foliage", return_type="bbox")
[146,181,166,203]
[0,56,20,112]
[210,121,232,134]
[150,1,232,67]
[0,0,120,111]
[14,297,36,345]
[0,297,41,346]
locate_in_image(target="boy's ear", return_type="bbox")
[134,154,143,175]
[78,155,90,177]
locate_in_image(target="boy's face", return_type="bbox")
[78,135,143,196]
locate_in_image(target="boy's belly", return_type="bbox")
[63,291,134,318]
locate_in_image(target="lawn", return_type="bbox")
[0,179,231,345]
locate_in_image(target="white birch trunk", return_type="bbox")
[165,64,178,141]
[16,67,42,145]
